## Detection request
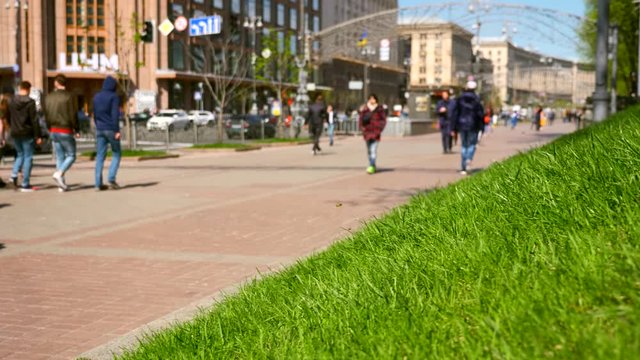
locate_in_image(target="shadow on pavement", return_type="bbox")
[0,203,11,209]
[140,164,464,173]
[0,243,5,251]
[70,182,160,191]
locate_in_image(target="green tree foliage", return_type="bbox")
[579,0,638,95]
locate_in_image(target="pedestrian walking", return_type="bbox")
[93,75,122,191]
[327,104,336,146]
[307,95,327,155]
[7,81,42,191]
[436,90,453,154]
[450,81,484,175]
[0,88,11,189]
[359,94,387,174]
[534,106,543,132]
[44,74,79,192]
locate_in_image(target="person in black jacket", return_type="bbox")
[8,81,42,191]
[436,90,453,154]
[306,95,327,155]
[450,80,484,175]
[45,74,79,192]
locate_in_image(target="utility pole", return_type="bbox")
[609,24,618,114]
[593,0,609,122]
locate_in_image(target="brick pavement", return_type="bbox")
[0,123,574,359]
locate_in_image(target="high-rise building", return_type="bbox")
[0,0,320,113]
[321,0,397,29]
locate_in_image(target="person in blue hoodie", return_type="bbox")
[93,76,121,191]
[450,80,485,175]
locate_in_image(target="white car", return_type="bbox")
[188,110,216,127]
[147,110,190,131]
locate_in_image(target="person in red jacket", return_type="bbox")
[359,94,387,174]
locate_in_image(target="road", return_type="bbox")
[0,123,574,359]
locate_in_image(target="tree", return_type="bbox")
[254,29,300,137]
[579,0,638,96]
[181,35,250,143]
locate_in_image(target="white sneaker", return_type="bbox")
[460,170,468,175]
[52,171,68,191]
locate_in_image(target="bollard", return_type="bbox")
[261,119,265,140]
[165,126,170,152]
[194,122,199,145]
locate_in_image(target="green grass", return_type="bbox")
[118,108,640,359]
[190,143,258,150]
[81,149,167,158]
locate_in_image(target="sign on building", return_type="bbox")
[133,90,157,113]
[349,81,364,90]
[380,39,390,62]
[58,53,119,72]
[189,15,222,37]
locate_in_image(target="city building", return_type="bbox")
[398,21,492,120]
[479,39,595,106]
[315,0,405,111]
[0,0,321,113]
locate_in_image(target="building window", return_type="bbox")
[194,0,204,3]
[191,45,205,72]
[193,9,206,18]
[277,4,285,26]
[231,0,240,14]
[171,4,184,19]
[419,66,426,74]
[313,16,319,32]
[290,8,297,30]
[312,0,319,11]
[277,31,284,52]
[290,34,297,54]
[419,33,427,40]
[250,0,257,17]
[419,78,426,84]
[263,0,271,22]
[213,0,223,8]
[169,40,185,70]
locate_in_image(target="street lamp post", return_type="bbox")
[243,16,263,115]
[7,0,24,88]
[361,45,376,104]
[593,0,610,122]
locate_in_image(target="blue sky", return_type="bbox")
[398,0,587,60]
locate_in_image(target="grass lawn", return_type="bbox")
[190,143,259,150]
[81,149,167,158]
[119,109,640,359]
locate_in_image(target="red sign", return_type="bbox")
[174,16,188,32]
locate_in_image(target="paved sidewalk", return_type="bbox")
[0,123,574,359]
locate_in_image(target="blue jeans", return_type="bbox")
[460,130,478,171]
[366,139,378,167]
[95,130,121,187]
[11,137,35,187]
[51,133,76,174]
[328,123,335,145]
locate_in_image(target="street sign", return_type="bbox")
[174,16,188,32]
[189,15,222,37]
[158,19,174,36]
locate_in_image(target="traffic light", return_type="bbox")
[141,21,153,43]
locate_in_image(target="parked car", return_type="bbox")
[128,111,153,124]
[188,110,216,127]
[146,110,190,131]
[225,114,276,139]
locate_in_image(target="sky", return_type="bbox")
[397,0,587,61]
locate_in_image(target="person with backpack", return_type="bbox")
[359,94,387,174]
[450,80,485,175]
[306,95,327,155]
